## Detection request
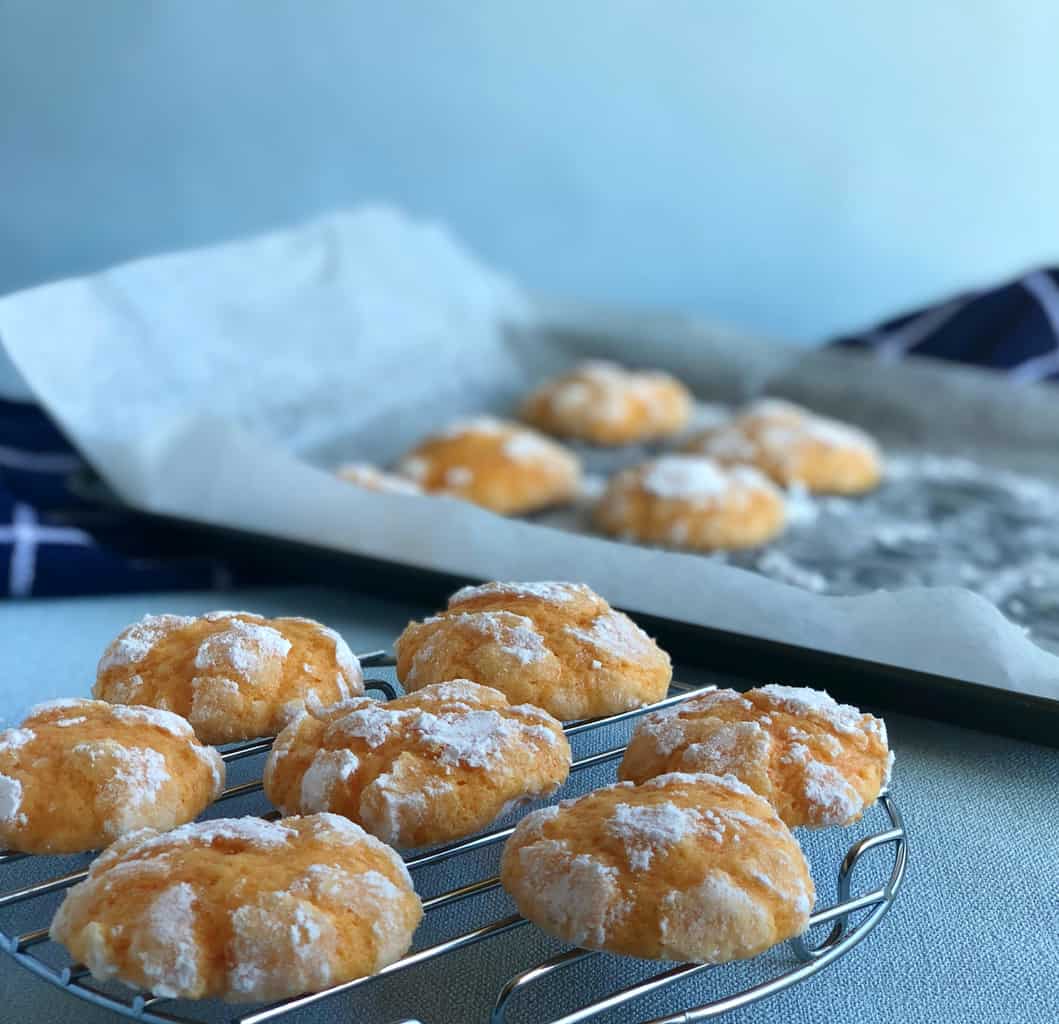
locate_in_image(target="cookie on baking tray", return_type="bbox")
[93,611,364,745]
[336,462,424,495]
[619,684,892,828]
[50,814,422,1003]
[684,398,883,495]
[395,416,581,514]
[0,699,224,855]
[520,360,693,446]
[500,771,814,963]
[394,581,672,721]
[593,454,785,551]
[264,679,570,848]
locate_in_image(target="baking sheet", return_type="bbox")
[2,207,1058,701]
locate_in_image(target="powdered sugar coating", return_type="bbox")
[642,456,730,500]
[449,580,590,606]
[98,614,195,673]
[194,618,292,678]
[565,610,656,660]
[517,841,629,947]
[754,684,864,735]
[300,749,361,811]
[606,801,703,870]
[0,774,23,823]
[133,883,202,998]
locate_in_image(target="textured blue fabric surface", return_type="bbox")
[1,586,1056,1024]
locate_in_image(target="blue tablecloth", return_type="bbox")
[1,586,1056,1024]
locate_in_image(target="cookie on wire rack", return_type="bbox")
[394,581,672,721]
[50,813,423,1003]
[501,771,814,963]
[93,611,364,745]
[0,698,224,855]
[619,684,892,828]
[263,679,571,848]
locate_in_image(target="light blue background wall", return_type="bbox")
[2,1,1058,343]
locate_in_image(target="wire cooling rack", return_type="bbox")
[0,652,908,1024]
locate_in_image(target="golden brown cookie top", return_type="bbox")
[500,771,813,963]
[93,611,363,744]
[620,684,891,827]
[395,581,671,720]
[0,698,224,854]
[520,360,693,445]
[396,417,581,514]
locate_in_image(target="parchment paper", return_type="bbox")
[2,207,1058,700]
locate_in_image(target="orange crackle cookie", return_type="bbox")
[336,462,423,495]
[93,611,364,744]
[264,680,570,848]
[593,454,786,551]
[0,699,224,854]
[619,684,892,828]
[500,772,814,962]
[395,416,581,514]
[684,399,883,495]
[520,360,693,445]
[50,814,422,1002]
[394,581,672,720]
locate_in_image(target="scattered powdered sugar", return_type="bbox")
[71,743,171,824]
[138,817,297,855]
[641,456,730,501]
[565,610,655,661]
[679,720,772,776]
[0,774,23,823]
[802,759,864,824]
[754,550,829,592]
[450,610,551,666]
[449,581,589,606]
[299,749,360,811]
[518,840,628,947]
[359,770,437,845]
[410,708,552,767]
[437,415,509,439]
[755,684,864,734]
[332,700,396,748]
[503,432,556,461]
[0,728,35,755]
[99,614,193,672]
[659,870,770,962]
[606,801,703,871]
[27,697,89,716]
[104,703,198,739]
[643,770,759,801]
[802,415,879,453]
[443,465,474,487]
[53,717,89,728]
[194,619,292,679]
[133,882,202,998]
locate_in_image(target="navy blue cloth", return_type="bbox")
[0,398,276,597]
[833,267,1059,382]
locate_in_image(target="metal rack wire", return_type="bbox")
[0,651,908,1024]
